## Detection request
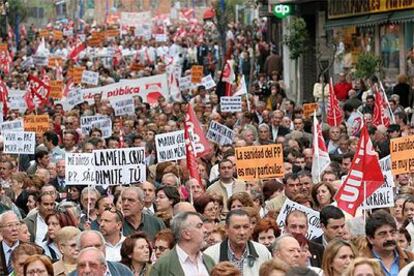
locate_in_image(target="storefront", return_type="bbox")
[325,0,414,84]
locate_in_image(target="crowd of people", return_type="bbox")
[0,10,413,276]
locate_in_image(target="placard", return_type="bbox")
[191,65,203,84]
[155,130,186,162]
[202,75,216,90]
[64,88,84,110]
[23,115,49,134]
[32,55,49,66]
[53,30,63,40]
[235,144,284,180]
[93,147,146,185]
[179,75,191,90]
[390,135,414,175]
[65,153,95,185]
[277,198,323,240]
[155,34,168,42]
[0,119,24,133]
[81,70,99,86]
[3,131,35,154]
[81,115,112,138]
[220,96,242,113]
[87,32,104,47]
[48,57,64,68]
[130,62,145,71]
[49,80,63,99]
[303,103,319,118]
[39,29,50,38]
[68,66,85,84]
[206,121,234,146]
[105,29,120,38]
[111,97,135,116]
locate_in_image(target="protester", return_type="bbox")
[23,255,54,276]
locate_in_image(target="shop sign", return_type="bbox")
[273,4,293,19]
[328,0,414,19]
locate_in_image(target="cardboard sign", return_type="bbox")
[33,55,49,66]
[50,80,63,99]
[277,198,323,240]
[93,147,146,185]
[0,119,24,133]
[155,34,167,42]
[111,97,135,116]
[24,115,49,134]
[53,30,63,40]
[48,57,64,68]
[3,131,36,154]
[87,32,104,47]
[105,29,120,38]
[81,70,99,86]
[206,121,234,146]
[303,103,319,118]
[202,75,216,90]
[390,135,414,175]
[155,130,186,162]
[235,144,284,180]
[179,75,191,90]
[65,153,95,185]
[220,96,242,113]
[191,65,203,84]
[81,115,112,138]
[130,62,145,72]
[68,67,85,84]
[0,44,7,52]
[39,29,50,38]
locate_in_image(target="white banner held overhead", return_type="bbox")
[64,88,84,111]
[3,131,36,154]
[111,97,135,116]
[206,121,234,146]
[81,115,112,138]
[155,130,186,162]
[220,96,242,113]
[277,198,323,240]
[81,70,99,86]
[0,119,24,133]
[65,153,95,185]
[93,147,146,185]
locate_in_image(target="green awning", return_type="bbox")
[389,10,414,23]
[325,13,390,29]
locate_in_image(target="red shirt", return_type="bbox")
[334,81,353,101]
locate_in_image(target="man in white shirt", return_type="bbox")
[99,208,125,262]
[150,212,215,276]
[0,211,20,275]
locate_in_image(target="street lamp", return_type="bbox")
[0,0,8,42]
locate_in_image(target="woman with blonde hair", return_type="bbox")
[322,239,357,276]
[343,257,383,276]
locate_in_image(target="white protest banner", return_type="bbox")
[81,70,99,86]
[179,75,191,90]
[220,96,242,113]
[64,88,84,111]
[81,116,112,138]
[8,89,27,112]
[0,119,24,133]
[120,12,152,28]
[206,121,234,146]
[3,131,35,154]
[81,115,107,135]
[82,74,169,105]
[94,147,146,185]
[155,130,186,162]
[21,57,34,69]
[277,198,323,240]
[155,34,167,42]
[32,55,48,66]
[65,153,95,185]
[361,155,395,209]
[202,75,216,90]
[111,97,135,116]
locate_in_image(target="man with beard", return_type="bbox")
[362,210,414,275]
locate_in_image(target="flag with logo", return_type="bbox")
[372,85,390,127]
[0,78,9,116]
[312,112,330,183]
[334,125,384,216]
[184,104,212,158]
[326,78,343,127]
[24,75,50,110]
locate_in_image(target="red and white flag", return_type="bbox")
[24,75,50,111]
[184,115,202,194]
[312,112,330,184]
[222,60,235,97]
[372,85,390,127]
[67,42,86,61]
[0,78,9,116]
[184,104,212,158]
[334,125,384,216]
[0,46,12,75]
[326,78,343,127]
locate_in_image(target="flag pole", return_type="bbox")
[314,111,321,183]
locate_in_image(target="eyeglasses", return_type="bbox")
[26,268,48,275]
[154,245,168,252]
[104,207,123,222]
[1,222,21,229]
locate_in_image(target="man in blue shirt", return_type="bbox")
[363,210,414,276]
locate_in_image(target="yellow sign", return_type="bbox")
[48,57,64,68]
[390,135,414,175]
[53,30,63,40]
[24,115,50,135]
[235,144,284,180]
[328,0,414,19]
[191,65,204,84]
[49,80,63,99]
[68,67,85,84]
[303,103,319,119]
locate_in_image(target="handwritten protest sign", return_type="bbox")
[65,153,95,185]
[303,103,319,118]
[68,67,85,84]
[202,75,216,90]
[111,97,135,116]
[32,55,48,66]
[390,135,414,175]
[105,29,120,38]
[81,70,99,86]
[220,96,242,112]
[94,147,146,185]
[206,121,234,146]
[53,30,63,40]
[81,116,112,138]
[88,32,104,47]
[179,75,191,90]
[39,29,50,38]
[49,80,63,99]
[130,62,145,72]
[155,130,186,162]
[155,34,167,42]
[48,57,63,68]
[24,115,49,134]
[64,88,84,110]
[3,131,35,154]
[0,119,24,133]
[277,198,323,240]
[235,144,284,180]
[191,65,204,84]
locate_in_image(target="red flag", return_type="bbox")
[0,79,9,116]
[312,112,330,183]
[184,105,212,158]
[184,117,202,190]
[222,60,235,97]
[0,46,11,75]
[68,42,86,61]
[372,85,390,127]
[334,126,384,216]
[25,75,50,110]
[327,78,343,127]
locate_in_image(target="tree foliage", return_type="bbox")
[283,17,309,60]
[355,52,382,79]
[7,0,27,27]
